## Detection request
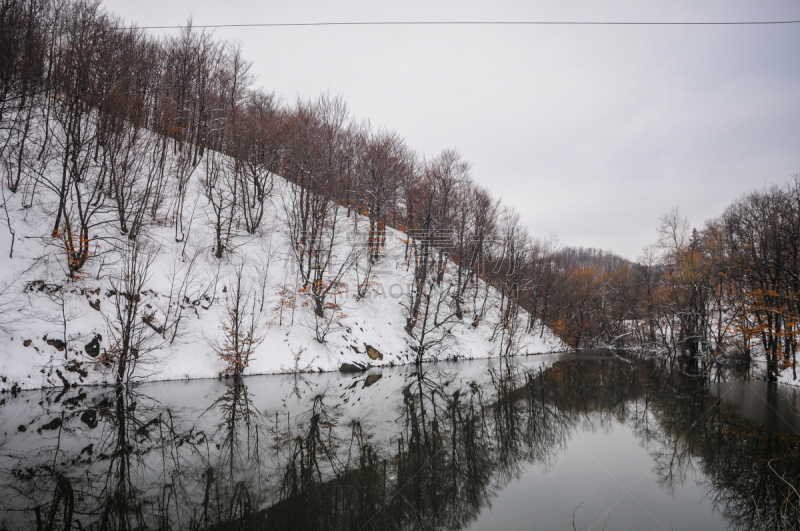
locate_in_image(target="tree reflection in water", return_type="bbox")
[0,353,798,530]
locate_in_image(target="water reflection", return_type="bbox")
[0,353,797,530]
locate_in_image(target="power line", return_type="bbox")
[121,20,800,30]
[4,18,799,32]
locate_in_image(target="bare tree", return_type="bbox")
[212,264,264,378]
[451,182,498,321]
[352,127,407,263]
[281,95,361,341]
[405,150,468,336]
[204,149,238,258]
[0,0,47,192]
[490,209,531,356]
[106,238,157,385]
[233,90,282,234]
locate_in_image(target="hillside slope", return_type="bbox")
[0,146,567,392]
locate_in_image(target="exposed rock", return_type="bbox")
[364,344,383,360]
[80,409,98,428]
[24,280,61,294]
[85,335,102,358]
[45,337,66,351]
[41,417,62,431]
[22,339,31,347]
[340,361,369,373]
[142,314,164,334]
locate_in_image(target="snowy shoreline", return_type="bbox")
[598,345,800,388]
[2,349,570,393]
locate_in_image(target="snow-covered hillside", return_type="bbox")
[0,142,567,392]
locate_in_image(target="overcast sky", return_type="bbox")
[102,0,800,259]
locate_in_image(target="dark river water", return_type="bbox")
[0,351,798,530]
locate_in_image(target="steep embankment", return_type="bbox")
[0,147,567,392]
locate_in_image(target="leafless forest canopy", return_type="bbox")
[1,0,798,381]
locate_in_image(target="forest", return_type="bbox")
[1,0,798,383]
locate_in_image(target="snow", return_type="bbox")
[0,138,568,392]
